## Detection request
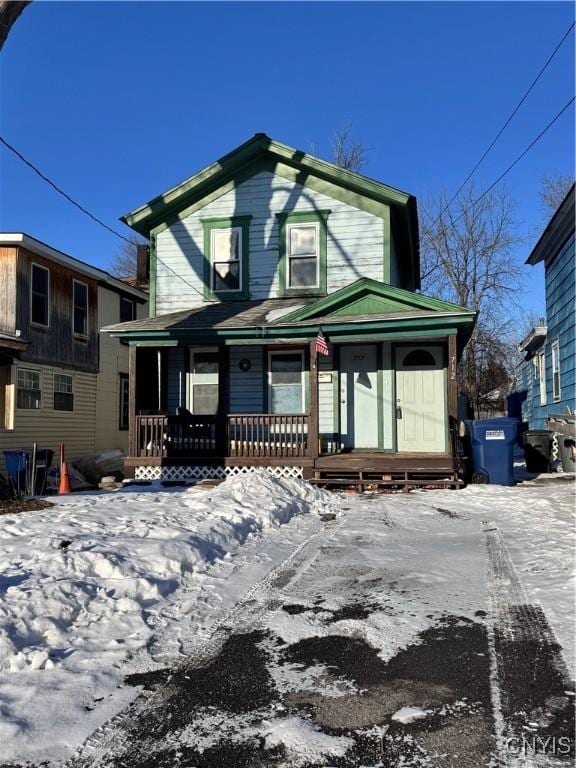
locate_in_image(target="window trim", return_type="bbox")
[277,210,330,297]
[16,367,42,411]
[119,372,129,430]
[53,372,74,413]
[72,279,89,337]
[30,262,50,328]
[202,216,252,300]
[538,349,547,406]
[551,339,561,402]
[267,350,305,415]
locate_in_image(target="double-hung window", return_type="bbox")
[538,350,546,405]
[278,210,329,296]
[54,373,74,412]
[73,280,89,336]
[188,349,219,415]
[17,368,41,410]
[31,263,49,326]
[202,216,251,299]
[269,352,305,414]
[551,340,561,401]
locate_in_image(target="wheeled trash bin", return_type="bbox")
[523,430,552,473]
[465,419,519,486]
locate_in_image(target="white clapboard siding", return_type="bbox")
[319,352,335,435]
[155,170,387,314]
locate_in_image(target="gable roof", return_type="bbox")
[121,133,420,288]
[278,277,473,324]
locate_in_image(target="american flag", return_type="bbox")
[315,328,330,356]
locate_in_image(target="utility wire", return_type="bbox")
[0,134,208,299]
[433,96,575,235]
[0,134,134,244]
[434,20,575,224]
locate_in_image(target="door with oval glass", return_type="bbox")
[395,346,446,453]
[340,344,379,449]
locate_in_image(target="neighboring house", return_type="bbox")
[514,184,575,429]
[0,233,148,472]
[104,134,476,487]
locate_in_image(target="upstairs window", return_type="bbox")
[31,263,49,326]
[73,280,88,336]
[17,368,41,410]
[551,340,561,401]
[120,296,136,323]
[278,210,330,296]
[287,223,319,289]
[212,228,242,292]
[53,373,74,412]
[202,216,251,300]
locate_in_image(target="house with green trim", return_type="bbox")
[104,134,476,488]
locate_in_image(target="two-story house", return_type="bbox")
[104,134,476,488]
[0,233,148,471]
[515,184,575,429]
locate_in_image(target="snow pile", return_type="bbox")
[0,472,328,763]
[262,716,354,766]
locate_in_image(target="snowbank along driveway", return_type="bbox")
[0,473,573,767]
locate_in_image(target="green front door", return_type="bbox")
[340,344,379,449]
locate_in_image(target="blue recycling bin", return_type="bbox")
[3,449,54,495]
[465,419,519,486]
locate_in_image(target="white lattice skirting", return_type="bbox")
[134,465,304,481]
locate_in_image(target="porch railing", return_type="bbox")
[228,414,309,458]
[135,414,219,458]
[133,413,309,459]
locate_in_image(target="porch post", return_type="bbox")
[309,339,319,459]
[447,333,458,422]
[218,344,229,456]
[128,344,137,458]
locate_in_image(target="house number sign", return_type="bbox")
[238,358,252,372]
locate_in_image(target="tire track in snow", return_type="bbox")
[69,513,346,766]
[483,521,574,767]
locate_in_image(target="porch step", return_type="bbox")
[309,467,462,492]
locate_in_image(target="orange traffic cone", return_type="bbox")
[59,462,72,494]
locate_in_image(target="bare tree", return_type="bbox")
[110,236,147,278]
[539,174,574,215]
[420,185,524,415]
[0,0,31,50]
[330,123,368,173]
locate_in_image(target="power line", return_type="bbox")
[0,134,208,299]
[436,20,575,222]
[433,96,575,235]
[0,134,134,244]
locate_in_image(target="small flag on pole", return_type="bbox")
[315,328,330,356]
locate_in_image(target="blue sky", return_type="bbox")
[1,1,574,317]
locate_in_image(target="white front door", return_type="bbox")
[340,345,379,449]
[395,346,446,453]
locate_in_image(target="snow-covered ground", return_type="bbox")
[0,473,331,765]
[0,472,573,767]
